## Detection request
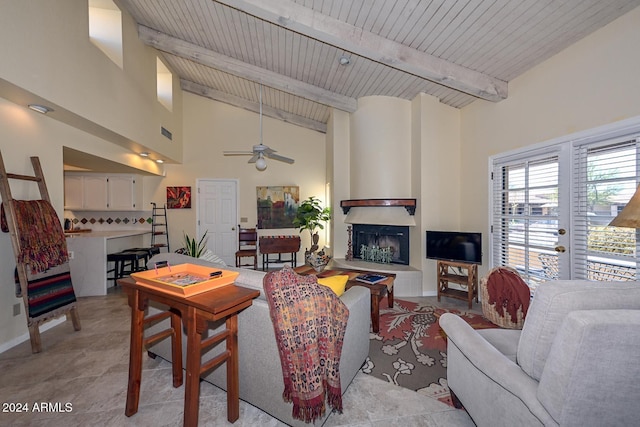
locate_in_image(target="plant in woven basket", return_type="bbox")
[181,232,208,258]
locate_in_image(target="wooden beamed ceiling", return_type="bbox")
[119,0,640,133]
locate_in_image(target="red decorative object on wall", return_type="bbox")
[167,186,191,209]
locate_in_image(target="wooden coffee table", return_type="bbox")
[294,265,396,333]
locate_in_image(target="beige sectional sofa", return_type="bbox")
[144,252,371,426]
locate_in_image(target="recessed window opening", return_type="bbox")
[88,0,123,69]
[156,58,173,112]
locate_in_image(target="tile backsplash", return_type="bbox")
[64,210,153,232]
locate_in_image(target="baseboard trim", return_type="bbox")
[0,317,66,354]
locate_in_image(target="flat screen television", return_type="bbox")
[426,230,482,265]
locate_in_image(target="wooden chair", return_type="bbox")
[235,226,258,269]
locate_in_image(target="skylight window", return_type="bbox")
[88,0,123,69]
[156,57,173,111]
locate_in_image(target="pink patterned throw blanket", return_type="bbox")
[264,265,349,423]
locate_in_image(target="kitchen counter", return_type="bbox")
[65,229,150,239]
[66,230,152,297]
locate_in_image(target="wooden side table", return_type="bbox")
[118,277,260,427]
[294,265,396,333]
[259,235,301,270]
[436,260,478,308]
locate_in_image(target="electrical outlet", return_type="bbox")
[13,303,20,316]
[69,251,74,259]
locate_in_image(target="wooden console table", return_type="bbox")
[294,265,395,333]
[259,235,300,270]
[436,260,478,308]
[118,277,259,427]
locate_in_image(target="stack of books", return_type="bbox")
[355,273,387,285]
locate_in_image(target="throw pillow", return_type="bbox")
[317,275,349,297]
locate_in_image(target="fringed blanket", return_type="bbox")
[264,265,349,423]
[487,267,531,323]
[1,200,68,273]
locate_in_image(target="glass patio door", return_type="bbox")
[491,148,570,288]
[491,133,640,287]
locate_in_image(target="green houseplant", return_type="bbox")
[181,232,208,258]
[293,196,331,254]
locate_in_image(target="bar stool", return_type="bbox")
[123,246,161,268]
[107,250,149,285]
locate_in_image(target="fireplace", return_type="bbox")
[352,224,410,265]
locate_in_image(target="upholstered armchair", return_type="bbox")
[439,280,640,427]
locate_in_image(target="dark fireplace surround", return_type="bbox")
[342,199,415,266]
[352,224,410,265]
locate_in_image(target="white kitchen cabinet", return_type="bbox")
[83,175,108,210]
[108,175,141,210]
[64,173,142,211]
[63,174,84,210]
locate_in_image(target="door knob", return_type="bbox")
[232,227,236,230]
[555,246,566,253]
[558,228,566,235]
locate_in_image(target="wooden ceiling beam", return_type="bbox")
[138,25,357,113]
[181,80,327,133]
[214,0,508,102]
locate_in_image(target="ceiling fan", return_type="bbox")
[223,84,295,171]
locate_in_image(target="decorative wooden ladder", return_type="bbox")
[150,202,170,252]
[0,151,81,353]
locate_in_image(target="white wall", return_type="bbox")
[0,0,179,350]
[349,96,412,198]
[0,0,183,162]
[327,109,351,259]
[460,6,640,279]
[152,93,327,256]
[415,94,461,293]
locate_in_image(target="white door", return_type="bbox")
[197,179,238,266]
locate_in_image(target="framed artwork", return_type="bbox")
[256,186,299,229]
[167,186,192,209]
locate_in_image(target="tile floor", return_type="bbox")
[0,288,477,426]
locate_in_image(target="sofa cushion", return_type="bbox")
[537,309,640,426]
[517,280,640,380]
[318,275,349,296]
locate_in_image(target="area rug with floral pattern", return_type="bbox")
[360,298,497,407]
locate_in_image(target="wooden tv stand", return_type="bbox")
[436,260,478,308]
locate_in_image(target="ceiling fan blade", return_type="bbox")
[247,153,260,163]
[266,152,295,164]
[223,151,253,156]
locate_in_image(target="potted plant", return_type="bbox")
[180,232,208,258]
[293,197,331,270]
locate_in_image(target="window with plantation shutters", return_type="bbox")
[490,121,640,288]
[491,154,561,288]
[572,138,640,281]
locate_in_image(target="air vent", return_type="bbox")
[161,126,172,140]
